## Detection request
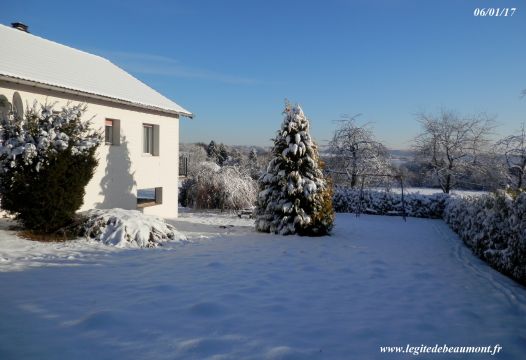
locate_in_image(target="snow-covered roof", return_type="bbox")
[0,24,192,117]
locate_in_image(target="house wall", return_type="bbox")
[0,80,181,218]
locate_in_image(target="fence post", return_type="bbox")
[399,175,407,221]
[357,175,366,217]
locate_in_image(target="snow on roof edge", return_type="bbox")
[0,74,193,118]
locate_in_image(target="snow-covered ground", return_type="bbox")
[378,187,487,197]
[0,211,525,359]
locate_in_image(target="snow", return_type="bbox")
[357,187,487,197]
[396,187,487,197]
[0,103,101,175]
[81,208,187,248]
[443,192,526,283]
[0,24,191,116]
[256,104,332,235]
[0,212,525,359]
[181,162,257,210]
[0,218,119,272]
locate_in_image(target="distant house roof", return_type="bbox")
[0,24,192,117]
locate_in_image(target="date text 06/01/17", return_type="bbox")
[474,8,517,16]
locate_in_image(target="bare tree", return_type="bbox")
[413,109,494,193]
[496,123,526,189]
[328,115,391,188]
[179,143,208,176]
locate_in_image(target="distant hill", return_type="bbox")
[388,149,415,166]
[388,149,415,158]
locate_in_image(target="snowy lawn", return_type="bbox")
[0,212,525,359]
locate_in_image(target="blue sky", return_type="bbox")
[2,0,525,149]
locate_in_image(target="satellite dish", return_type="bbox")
[12,92,23,121]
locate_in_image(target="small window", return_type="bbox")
[143,124,159,155]
[104,119,120,145]
[137,187,162,207]
[105,120,113,144]
[143,124,153,154]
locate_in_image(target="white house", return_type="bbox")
[0,23,192,218]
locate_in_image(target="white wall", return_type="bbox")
[0,80,181,218]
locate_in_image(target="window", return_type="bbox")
[143,124,159,155]
[105,120,113,144]
[143,124,153,154]
[104,119,120,145]
[137,187,162,207]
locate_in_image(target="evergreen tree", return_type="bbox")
[0,102,101,233]
[218,143,228,166]
[255,103,334,235]
[207,140,218,160]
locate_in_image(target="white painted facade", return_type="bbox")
[0,81,182,218]
[0,24,192,219]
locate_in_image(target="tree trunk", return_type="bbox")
[351,173,357,188]
[444,174,451,194]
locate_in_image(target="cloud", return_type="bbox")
[98,50,257,85]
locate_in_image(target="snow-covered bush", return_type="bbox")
[179,177,196,207]
[255,103,334,236]
[180,161,257,210]
[80,208,186,248]
[0,102,101,233]
[333,187,448,218]
[443,192,526,284]
[220,166,259,209]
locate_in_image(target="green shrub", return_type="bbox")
[0,103,101,233]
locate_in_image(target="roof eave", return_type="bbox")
[0,74,193,118]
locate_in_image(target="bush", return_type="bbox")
[179,177,196,207]
[444,192,526,285]
[310,172,335,233]
[0,103,101,233]
[180,162,257,210]
[81,209,186,248]
[333,187,448,218]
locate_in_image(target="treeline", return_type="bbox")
[323,110,525,193]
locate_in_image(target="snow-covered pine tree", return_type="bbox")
[255,103,334,235]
